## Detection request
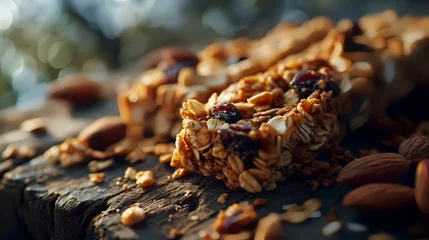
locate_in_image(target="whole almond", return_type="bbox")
[141,47,199,70]
[415,159,429,214]
[49,74,102,104]
[343,183,415,211]
[398,136,429,164]
[78,116,126,150]
[337,153,409,185]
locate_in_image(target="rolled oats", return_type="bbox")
[121,205,146,226]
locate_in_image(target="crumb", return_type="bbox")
[88,159,114,172]
[135,171,155,188]
[172,168,191,179]
[1,144,18,159]
[190,215,199,221]
[155,164,161,171]
[184,190,192,197]
[24,178,31,184]
[252,198,267,206]
[212,203,257,234]
[168,228,184,239]
[217,193,228,204]
[124,167,137,180]
[89,173,105,184]
[116,209,120,213]
[122,184,129,190]
[17,145,36,158]
[121,205,146,226]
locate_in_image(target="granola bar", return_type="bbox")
[171,27,377,192]
[117,17,334,140]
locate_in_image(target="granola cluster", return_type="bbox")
[171,27,376,191]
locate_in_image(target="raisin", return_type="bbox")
[219,125,259,168]
[163,61,198,84]
[291,70,340,98]
[211,103,242,123]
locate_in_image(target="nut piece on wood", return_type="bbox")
[254,213,282,240]
[337,153,409,185]
[135,171,155,188]
[48,74,102,104]
[89,173,105,184]
[415,159,429,214]
[212,203,257,234]
[398,136,429,164]
[78,116,126,150]
[343,183,415,211]
[20,118,47,134]
[121,205,146,226]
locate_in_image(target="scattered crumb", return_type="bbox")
[17,145,36,158]
[212,203,257,234]
[184,190,192,197]
[1,144,18,159]
[88,159,114,172]
[89,173,105,184]
[167,176,172,180]
[155,164,161,171]
[254,213,282,240]
[24,178,31,184]
[190,215,199,221]
[124,167,137,181]
[122,184,129,190]
[224,231,252,240]
[116,209,120,213]
[125,148,146,163]
[368,232,395,240]
[172,168,191,179]
[116,181,121,185]
[159,153,173,164]
[136,171,155,188]
[252,198,267,206]
[168,228,184,239]
[121,206,146,226]
[36,175,49,183]
[217,193,228,204]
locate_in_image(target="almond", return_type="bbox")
[337,153,409,185]
[343,183,415,211]
[78,116,126,150]
[49,74,102,104]
[415,159,429,214]
[398,136,429,164]
[141,47,199,70]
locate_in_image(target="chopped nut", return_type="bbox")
[125,148,146,163]
[17,145,36,158]
[1,144,18,159]
[122,184,129,190]
[282,198,322,224]
[89,173,105,184]
[217,193,228,204]
[59,152,86,168]
[21,118,46,133]
[159,153,173,164]
[88,159,114,172]
[124,167,138,181]
[223,231,252,240]
[254,213,282,240]
[154,143,176,156]
[121,206,146,226]
[172,168,191,179]
[136,171,155,188]
[252,198,267,206]
[212,203,257,234]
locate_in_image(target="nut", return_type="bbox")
[282,198,322,224]
[135,171,155,188]
[415,159,429,214]
[88,159,114,172]
[254,213,282,240]
[398,136,429,164]
[212,203,257,234]
[78,116,126,150]
[124,167,137,181]
[49,74,102,104]
[20,118,47,133]
[121,205,146,226]
[89,173,105,184]
[217,193,228,204]
[343,183,415,210]
[337,153,409,185]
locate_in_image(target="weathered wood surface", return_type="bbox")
[0,96,426,240]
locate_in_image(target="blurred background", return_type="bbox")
[1,0,429,110]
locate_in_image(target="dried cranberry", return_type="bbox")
[291,70,340,98]
[219,126,259,168]
[211,103,242,123]
[226,56,248,66]
[163,61,198,84]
